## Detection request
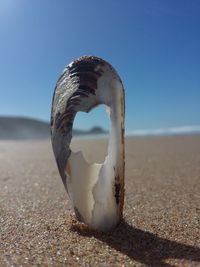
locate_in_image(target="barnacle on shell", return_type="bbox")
[51,56,125,232]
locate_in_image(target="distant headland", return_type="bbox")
[0,116,108,140]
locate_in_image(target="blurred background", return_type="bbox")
[0,0,200,138]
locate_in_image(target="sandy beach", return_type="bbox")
[0,136,200,266]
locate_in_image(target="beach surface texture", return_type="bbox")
[0,136,200,266]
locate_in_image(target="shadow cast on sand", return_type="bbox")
[71,219,200,267]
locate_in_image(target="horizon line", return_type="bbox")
[0,115,200,136]
[126,125,200,136]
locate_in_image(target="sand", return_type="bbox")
[0,136,200,266]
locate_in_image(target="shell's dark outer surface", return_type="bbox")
[51,56,122,187]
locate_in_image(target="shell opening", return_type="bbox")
[70,104,110,164]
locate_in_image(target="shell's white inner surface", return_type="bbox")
[64,67,124,231]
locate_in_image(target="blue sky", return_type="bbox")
[0,0,200,132]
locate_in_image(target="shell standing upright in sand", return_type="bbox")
[51,56,125,232]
